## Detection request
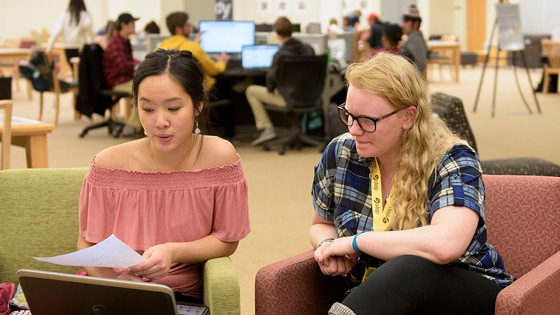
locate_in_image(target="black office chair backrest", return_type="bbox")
[276,54,328,111]
[76,43,114,118]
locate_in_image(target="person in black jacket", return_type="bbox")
[245,16,315,146]
[367,13,384,50]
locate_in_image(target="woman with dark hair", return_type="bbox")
[46,0,94,63]
[46,0,94,75]
[77,49,250,303]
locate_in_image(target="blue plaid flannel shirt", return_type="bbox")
[312,133,515,288]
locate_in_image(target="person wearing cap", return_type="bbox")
[367,13,384,50]
[102,12,141,135]
[400,4,428,74]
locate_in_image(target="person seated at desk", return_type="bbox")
[158,11,229,92]
[400,4,428,74]
[131,20,160,46]
[366,23,403,60]
[102,12,141,135]
[77,49,250,303]
[245,16,315,146]
[367,13,384,50]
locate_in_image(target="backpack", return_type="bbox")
[18,50,54,92]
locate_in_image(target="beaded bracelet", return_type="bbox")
[352,231,368,254]
[317,238,335,248]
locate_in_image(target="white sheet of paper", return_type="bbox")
[34,234,144,268]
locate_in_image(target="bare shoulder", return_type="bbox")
[197,136,239,168]
[94,140,144,169]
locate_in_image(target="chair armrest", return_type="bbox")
[255,249,346,315]
[203,257,240,315]
[481,158,560,177]
[496,250,560,315]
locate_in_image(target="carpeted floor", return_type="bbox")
[4,65,560,314]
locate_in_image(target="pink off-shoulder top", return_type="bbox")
[79,156,250,299]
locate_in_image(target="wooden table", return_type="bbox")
[0,115,55,168]
[0,48,32,99]
[427,41,461,82]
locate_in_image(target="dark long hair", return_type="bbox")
[132,49,209,133]
[68,0,87,26]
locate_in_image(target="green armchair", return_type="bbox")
[0,168,240,315]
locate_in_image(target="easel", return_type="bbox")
[473,0,541,117]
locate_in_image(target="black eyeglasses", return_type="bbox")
[337,103,401,133]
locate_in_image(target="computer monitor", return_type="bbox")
[241,45,279,69]
[255,23,273,32]
[330,32,354,63]
[292,33,328,55]
[255,32,271,45]
[199,21,255,54]
[146,34,170,54]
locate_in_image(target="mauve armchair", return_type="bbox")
[255,175,560,315]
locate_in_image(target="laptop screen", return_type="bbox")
[241,45,279,69]
[17,269,209,315]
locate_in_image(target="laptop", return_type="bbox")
[17,269,209,315]
[241,45,279,70]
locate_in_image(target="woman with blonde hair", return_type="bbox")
[309,52,514,314]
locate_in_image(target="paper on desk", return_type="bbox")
[34,234,144,268]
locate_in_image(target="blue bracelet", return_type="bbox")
[352,231,367,254]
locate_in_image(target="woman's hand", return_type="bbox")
[128,243,174,280]
[320,236,357,263]
[315,239,358,276]
[115,269,143,282]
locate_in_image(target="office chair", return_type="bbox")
[38,52,79,125]
[76,43,129,138]
[261,55,328,154]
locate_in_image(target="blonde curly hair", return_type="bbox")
[345,52,461,230]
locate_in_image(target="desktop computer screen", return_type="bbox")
[199,21,255,54]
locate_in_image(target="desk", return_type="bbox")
[427,41,461,82]
[0,115,54,168]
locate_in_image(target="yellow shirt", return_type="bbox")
[158,35,226,91]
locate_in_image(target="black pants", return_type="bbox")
[341,255,502,315]
[174,291,202,305]
[64,48,80,67]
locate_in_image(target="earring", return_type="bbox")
[194,119,201,134]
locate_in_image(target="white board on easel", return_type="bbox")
[496,3,525,51]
